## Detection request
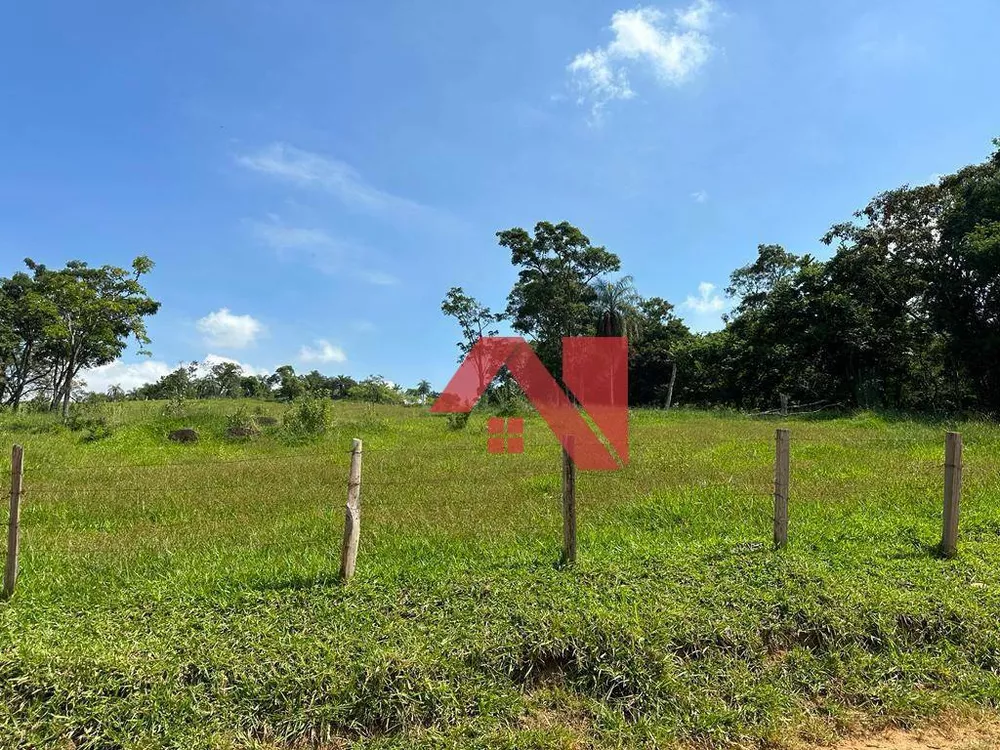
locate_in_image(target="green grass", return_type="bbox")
[1,401,1000,748]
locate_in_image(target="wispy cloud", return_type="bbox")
[684,281,726,314]
[237,143,438,225]
[356,270,400,286]
[196,308,264,349]
[691,189,709,203]
[248,215,397,285]
[568,0,719,118]
[298,339,347,365]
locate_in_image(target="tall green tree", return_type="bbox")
[0,271,59,409]
[628,297,691,406]
[497,221,620,375]
[2,256,160,414]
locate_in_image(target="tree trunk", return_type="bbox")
[665,362,677,409]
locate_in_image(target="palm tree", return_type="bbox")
[413,379,434,404]
[590,275,642,338]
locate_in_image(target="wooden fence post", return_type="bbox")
[940,431,962,558]
[339,438,363,582]
[562,435,577,565]
[3,445,24,601]
[773,429,790,549]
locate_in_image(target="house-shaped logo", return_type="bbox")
[432,337,628,470]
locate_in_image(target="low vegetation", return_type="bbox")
[1,402,999,748]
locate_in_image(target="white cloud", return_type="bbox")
[199,354,271,378]
[691,189,709,203]
[568,49,634,108]
[675,0,714,30]
[79,360,173,393]
[684,281,726,313]
[79,355,273,394]
[196,308,264,349]
[568,1,718,116]
[298,339,348,365]
[237,143,429,222]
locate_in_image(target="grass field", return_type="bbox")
[1,401,1000,749]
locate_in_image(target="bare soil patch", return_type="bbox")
[829,721,1000,750]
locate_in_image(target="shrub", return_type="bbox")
[225,406,260,439]
[67,403,120,442]
[446,412,470,431]
[161,391,187,419]
[283,396,329,438]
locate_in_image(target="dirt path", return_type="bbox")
[829,722,1000,749]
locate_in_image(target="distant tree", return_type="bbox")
[628,297,691,406]
[329,375,357,399]
[348,375,404,404]
[209,362,244,398]
[240,374,271,399]
[441,287,502,361]
[591,275,642,338]
[273,365,304,402]
[415,379,433,399]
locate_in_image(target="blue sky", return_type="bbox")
[2,0,999,392]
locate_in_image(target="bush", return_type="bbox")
[225,406,260,439]
[67,404,120,442]
[282,396,329,438]
[446,412,470,431]
[161,391,187,419]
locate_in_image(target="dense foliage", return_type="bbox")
[444,140,1000,416]
[0,257,159,415]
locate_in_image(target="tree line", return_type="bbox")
[127,364,434,406]
[444,140,1000,415]
[4,140,998,417]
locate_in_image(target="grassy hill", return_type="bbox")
[1,401,999,748]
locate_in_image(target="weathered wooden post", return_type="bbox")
[339,438,363,582]
[940,431,962,558]
[773,429,790,548]
[665,362,677,409]
[562,435,577,565]
[3,445,24,600]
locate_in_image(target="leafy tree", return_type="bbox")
[628,297,691,406]
[240,374,271,399]
[0,271,59,409]
[209,362,244,399]
[1,256,160,414]
[441,287,502,361]
[497,221,620,375]
[272,365,304,402]
[348,375,404,404]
